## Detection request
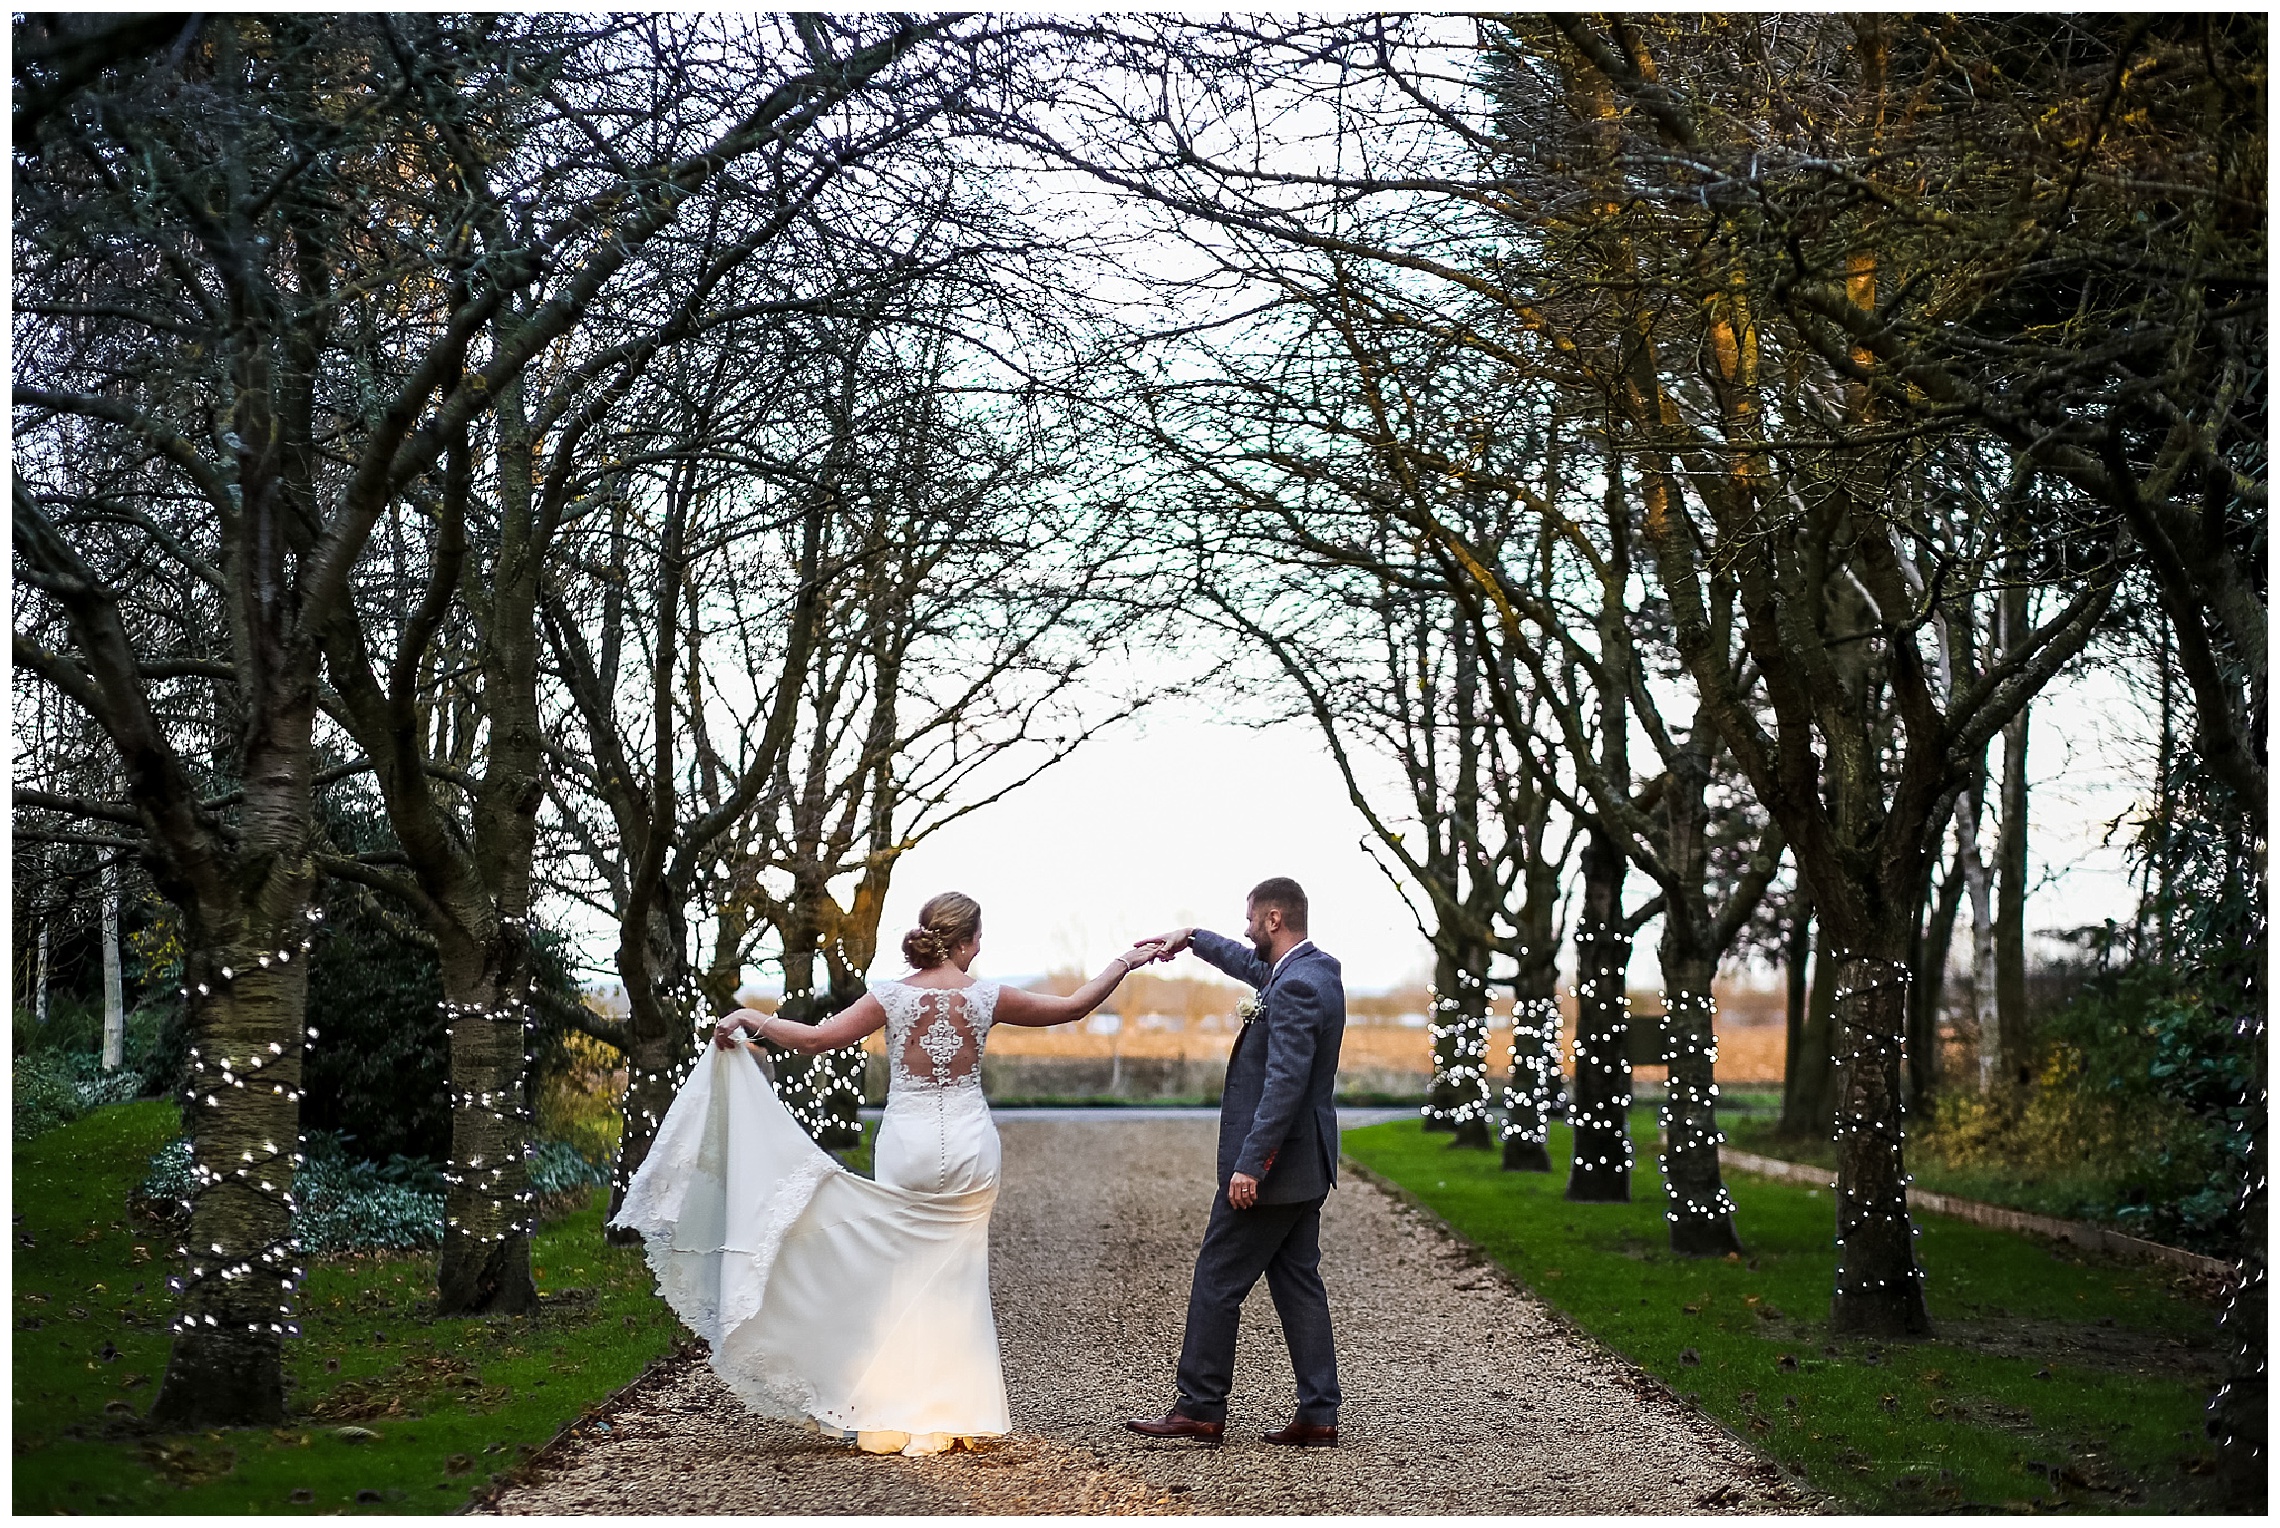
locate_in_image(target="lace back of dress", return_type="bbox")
[888,983,994,1093]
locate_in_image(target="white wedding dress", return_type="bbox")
[611,979,1010,1452]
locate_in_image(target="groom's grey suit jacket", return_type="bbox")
[1189,933,1346,1205]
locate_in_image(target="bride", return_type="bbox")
[610,891,1162,1457]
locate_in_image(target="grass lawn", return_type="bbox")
[1343,1117,2232,1514]
[14,1101,682,1515]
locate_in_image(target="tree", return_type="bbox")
[13,13,566,1423]
[1491,14,2132,1331]
[313,11,968,1312]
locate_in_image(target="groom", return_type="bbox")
[1126,877,1344,1447]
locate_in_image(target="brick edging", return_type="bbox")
[1719,1149,2237,1282]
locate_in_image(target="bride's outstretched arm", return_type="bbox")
[714,991,888,1053]
[995,943,1166,1028]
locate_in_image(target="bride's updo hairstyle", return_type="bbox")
[903,891,982,970]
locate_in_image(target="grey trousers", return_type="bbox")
[1173,1191,1340,1425]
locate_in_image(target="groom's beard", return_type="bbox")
[1252,936,1274,962]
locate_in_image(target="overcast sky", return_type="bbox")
[858,651,2153,994]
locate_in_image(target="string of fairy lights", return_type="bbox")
[1656,989,1738,1229]
[1827,956,1928,1300]
[609,972,714,1200]
[164,908,324,1339]
[1567,918,1635,1178]
[2205,864,2268,1458]
[1500,995,1562,1149]
[160,904,2016,1341]
[2208,922,2266,1456]
[1420,972,1493,1131]
[436,982,545,1244]
[774,1045,869,1144]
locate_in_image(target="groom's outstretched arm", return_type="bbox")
[1234,972,1326,1182]
[1186,928,1272,989]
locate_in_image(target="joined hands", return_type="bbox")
[1120,927,1193,971]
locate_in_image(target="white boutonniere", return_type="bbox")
[1236,995,1262,1025]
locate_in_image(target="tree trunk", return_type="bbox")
[1783,918,1841,1139]
[1501,979,1561,1172]
[1960,780,1999,1094]
[100,860,124,1071]
[1805,939,1843,1136]
[1502,792,1564,1173]
[150,922,310,1428]
[435,935,538,1315]
[605,903,695,1242]
[1779,894,1809,1131]
[1828,944,1933,1336]
[1994,701,2031,1086]
[1565,830,1632,1201]
[769,985,868,1151]
[1427,935,1494,1149]
[36,919,51,1029]
[145,656,325,1427]
[1657,949,1741,1255]
[1909,853,1966,1110]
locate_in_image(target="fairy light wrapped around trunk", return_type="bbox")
[1501,995,1562,1172]
[1422,963,1494,1148]
[1656,985,1742,1255]
[774,1045,868,1149]
[433,911,546,1315]
[151,908,323,1427]
[766,987,866,1151]
[606,972,707,1242]
[1828,955,1930,1335]
[435,988,541,1309]
[1565,913,1635,1202]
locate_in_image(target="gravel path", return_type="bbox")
[485,1116,1807,1514]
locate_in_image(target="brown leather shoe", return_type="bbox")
[1263,1418,1339,1447]
[1125,1409,1224,1443]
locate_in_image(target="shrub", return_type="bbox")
[12,1049,147,1140]
[13,1053,86,1140]
[534,1029,624,1171]
[528,1138,609,1198]
[299,889,450,1164]
[1920,963,2243,1254]
[77,1066,143,1109]
[138,1137,195,1202]
[14,993,104,1058]
[133,1134,610,1254]
[289,1143,447,1255]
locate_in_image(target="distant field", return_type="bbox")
[692,971,1792,1098]
[857,979,1790,1086]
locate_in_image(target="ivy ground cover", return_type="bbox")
[14,1101,680,1514]
[1342,1117,2231,1513]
